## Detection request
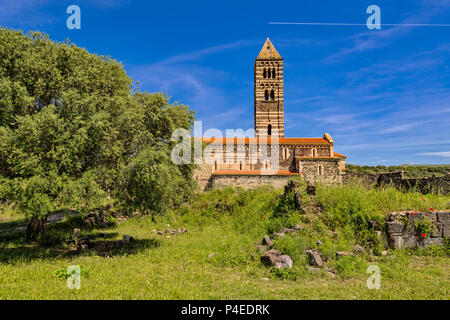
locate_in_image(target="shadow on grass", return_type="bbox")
[0,210,160,264]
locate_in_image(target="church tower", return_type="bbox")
[254,38,284,137]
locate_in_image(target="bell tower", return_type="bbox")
[254,38,284,137]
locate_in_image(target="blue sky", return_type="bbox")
[1,0,450,165]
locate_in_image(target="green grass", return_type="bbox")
[0,183,449,299]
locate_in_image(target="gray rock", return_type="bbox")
[273,232,285,238]
[419,237,444,247]
[257,245,267,252]
[280,227,295,234]
[157,230,164,235]
[393,235,404,249]
[260,249,282,267]
[274,255,293,269]
[306,266,321,273]
[122,235,131,243]
[207,253,216,259]
[336,251,355,258]
[381,250,388,256]
[306,249,323,267]
[293,224,302,230]
[386,222,405,234]
[353,245,365,255]
[316,240,324,246]
[262,235,274,246]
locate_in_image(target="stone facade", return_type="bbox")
[193,38,346,191]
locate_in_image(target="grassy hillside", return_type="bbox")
[346,164,450,178]
[0,181,449,299]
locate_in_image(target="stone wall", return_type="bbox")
[211,174,292,190]
[384,211,449,249]
[299,159,344,184]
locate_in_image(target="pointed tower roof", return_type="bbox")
[256,38,282,60]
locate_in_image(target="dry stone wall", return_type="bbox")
[384,211,449,249]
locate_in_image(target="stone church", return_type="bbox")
[194,38,346,190]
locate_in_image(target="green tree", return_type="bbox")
[0,28,196,238]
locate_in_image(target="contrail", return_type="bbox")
[269,22,450,27]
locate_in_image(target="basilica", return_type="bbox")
[194,38,346,190]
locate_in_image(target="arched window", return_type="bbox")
[270,90,275,101]
[263,68,266,78]
[239,161,243,170]
[318,165,323,176]
[272,68,276,78]
[268,69,271,78]
[312,148,316,157]
[214,161,218,170]
[264,90,269,101]
[268,124,272,136]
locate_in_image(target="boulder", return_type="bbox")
[260,249,282,266]
[257,245,267,252]
[305,249,323,267]
[336,251,355,259]
[353,245,365,255]
[293,224,302,230]
[272,232,285,238]
[260,249,293,269]
[262,235,273,246]
[274,255,293,269]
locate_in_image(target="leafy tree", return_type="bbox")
[0,28,196,238]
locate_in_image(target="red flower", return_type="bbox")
[410,212,415,216]
[420,198,424,201]
[430,208,434,211]
[260,215,263,219]
[421,233,426,238]
[425,214,429,216]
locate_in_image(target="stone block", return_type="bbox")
[386,222,405,234]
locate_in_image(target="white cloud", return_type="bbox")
[418,152,450,158]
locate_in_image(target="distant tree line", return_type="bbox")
[346,164,450,178]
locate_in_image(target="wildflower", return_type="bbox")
[421,233,426,238]
[430,208,434,211]
[410,212,415,216]
[420,197,424,201]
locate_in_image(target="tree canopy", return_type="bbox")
[0,28,196,229]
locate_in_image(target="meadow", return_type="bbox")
[0,181,449,300]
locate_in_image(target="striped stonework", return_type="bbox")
[254,38,284,138]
